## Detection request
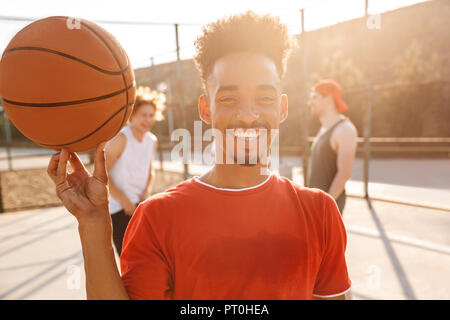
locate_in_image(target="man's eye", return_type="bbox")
[218,97,237,104]
[259,96,276,103]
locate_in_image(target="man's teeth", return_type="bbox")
[232,129,261,138]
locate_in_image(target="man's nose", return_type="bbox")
[236,100,260,125]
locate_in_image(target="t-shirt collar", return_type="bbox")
[193,171,274,192]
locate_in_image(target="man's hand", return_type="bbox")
[121,197,137,216]
[47,142,129,300]
[47,142,110,224]
[139,190,151,203]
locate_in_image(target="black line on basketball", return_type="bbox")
[3,82,135,107]
[3,47,129,75]
[75,18,130,138]
[39,103,133,147]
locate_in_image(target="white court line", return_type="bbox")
[345,180,450,210]
[346,224,450,255]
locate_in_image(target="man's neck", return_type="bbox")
[130,126,145,142]
[199,163,271,189]
[319,111,342,130]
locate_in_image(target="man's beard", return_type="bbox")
[234,153,258,166]
[231,138,271,166]
[225,120,271,166]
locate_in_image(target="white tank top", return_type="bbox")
[108,126,157,214]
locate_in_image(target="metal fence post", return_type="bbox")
[363,0,372,199]
[300,8,310,187]
[363,80,372,198]
[1,107,13,171]
[174,24,189,179]
[150,57,155,87]
[0,105,11,213]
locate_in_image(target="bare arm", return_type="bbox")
[47,144,129,300]
[105,133,136,215]
[140,140,158,202]
[79,217,129,299]
[328,123,358,200]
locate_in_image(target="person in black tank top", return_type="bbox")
[307,80,358,215]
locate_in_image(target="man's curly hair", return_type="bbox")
[130,86,166,122]
[194,11,295,87]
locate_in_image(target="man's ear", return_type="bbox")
[279,94,288,124]
[198,94,212,125]
[326,95,336,109]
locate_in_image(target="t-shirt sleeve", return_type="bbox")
[120,201,173,300]
[313,192,352,298]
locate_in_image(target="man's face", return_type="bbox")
[308,91,327,117]
[198,52,288,166]
[308,91,336,117]
[130,104,156,134]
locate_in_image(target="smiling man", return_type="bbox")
[47,11,351,300]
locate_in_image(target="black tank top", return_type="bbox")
[307,116,347,214]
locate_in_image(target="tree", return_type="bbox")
[385,40,444,136]
[309,50,365,90]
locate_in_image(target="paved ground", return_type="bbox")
[0,148,90,171]
[0,180,449,300]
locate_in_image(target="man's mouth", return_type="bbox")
[230,128,264,140]
[226,128,267,141]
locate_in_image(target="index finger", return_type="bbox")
[68,151,86,172]
[56,149,70,186]
[93,141,108,185]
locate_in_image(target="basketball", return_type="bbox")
[0,16,136,152]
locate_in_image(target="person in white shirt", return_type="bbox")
[105,87,165,255]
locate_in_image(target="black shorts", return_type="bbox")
[111,208,133,256]
[336,193,346,215]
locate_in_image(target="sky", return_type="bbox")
[0,0,427,68]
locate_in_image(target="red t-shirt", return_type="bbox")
[120,173,351,299]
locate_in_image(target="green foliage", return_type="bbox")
[394,40,440,83]
[309,50,365,90]
[377,40,446,137]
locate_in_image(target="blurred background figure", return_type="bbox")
[105,86,166,256]
[307,80,357,215]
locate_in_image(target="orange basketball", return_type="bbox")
[0,16,136,152]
